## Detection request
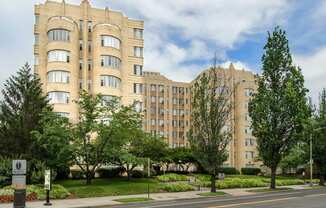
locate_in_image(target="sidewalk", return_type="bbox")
[1,184,311,208]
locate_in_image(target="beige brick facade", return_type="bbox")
[34,0,259,170]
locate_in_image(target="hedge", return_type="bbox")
[96,167,124,178]
[219,167,240,175]
[160,183,195,192]
[241,168,261,175]
[157,173,188,182]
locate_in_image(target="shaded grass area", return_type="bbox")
[197,191,226,197]
[114,197,153,203]
[58,178,163,198]
[247,187,293,192]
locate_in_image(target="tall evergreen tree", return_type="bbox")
[249,27,310,189]
[312,88,326,186]
[0,63,49,158]
[189,56,232,193]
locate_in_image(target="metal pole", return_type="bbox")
[310,133,313,187]
[147,158,150,199]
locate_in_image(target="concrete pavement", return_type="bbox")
[0,184,318,208]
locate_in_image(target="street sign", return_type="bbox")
[12,175,26,189]
[44,170,51,190]
[12,160,27,175]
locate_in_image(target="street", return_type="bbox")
[108,188,326,208]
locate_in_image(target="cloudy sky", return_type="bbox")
[0,0,325,102]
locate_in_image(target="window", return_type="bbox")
[151,119,156,126]
[151,96,156,103]
[133,28,143,39]
[159,97,164,104]
[88,60,92,71]
[245,113,251,122]
[159,108,164,115]
[150,107,156,114]
[48,91,70,104]
[100,55,121,69]
[55,112,70,118]
[159,119,164,127]
[79,20,83,31]
[47,71,70,83]
[35,34,39,44]
[245,151,254,159]
[101,35,120,49]
[159,85,164,93]
[134,65,143,76]
[48,29,70,42]
[100,75,121,88]
[34,55,39,65]
[79,40,83,50]
[101,95,120,106]
[48,50,70,62]
[35,15,39,24]
[88,41,92,53]
[172,120,177,127]
[172,109,178,116]
[179,120,184,127]
[172,98,178,105]
[133,101,142,112]
[245,88,254,96]
[245,127,252,135]
[88,21,92,32]
[133,83,143,94]
[134,47,143,57]
[151,84,156,91]
[79,59,83,70]
[245,138,255,146]
[172,86,177,94]
[172,131,177,138]
[179,109,184,116]
[179,99,184,105]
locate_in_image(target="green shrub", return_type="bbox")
[219,167,240,175]
[96,167,124,178]
[216,178,266,189]
[241,168,261,175]
[130,170,144,178]
[70,170,85,179]
[157,173,188,182]
[1,184,70,200]
[193,174,211,182]
[161,183,195,192]
[262,178,304,186]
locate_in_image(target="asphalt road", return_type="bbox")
[106,188,326,208]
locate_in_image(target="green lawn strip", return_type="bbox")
[58,178,165,198]
[247,187,293,193]
[114,197,153,203]
[197,191,226,197]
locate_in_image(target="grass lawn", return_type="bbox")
[58,178,164,198]
[197,191,226,197]
[247,187,293,192]
[114,197,153,203]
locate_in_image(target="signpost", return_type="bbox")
[44,170,52,206]
[12,160,27,208]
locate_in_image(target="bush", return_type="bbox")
[262,178,304,186]
[241,168,261,175]
[216,178,266,189]
[157,173,188,182]
[161,183,195,192]
[219,167,240,175]
[70,170,85,179]
[0,177,11,188]
[96,167,124,178]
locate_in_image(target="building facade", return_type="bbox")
[34,0,258,170]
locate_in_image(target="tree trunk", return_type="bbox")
[270,167,276,189]
[210,174,216,192]
[319,174,325,186]
[86,171,92,185]
[127,166,131,181]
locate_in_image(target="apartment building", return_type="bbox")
[34,0,258,170]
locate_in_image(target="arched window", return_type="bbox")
[48,50,70,63]
[101,35,120,49]
[100,55,121,69]
[48,29,70,42]
[48,91,70,104]
[47,71,70,83]
[100,75,121,88]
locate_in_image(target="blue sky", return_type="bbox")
[0,0,325,102]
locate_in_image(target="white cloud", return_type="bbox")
[220,61,253,71]
[294,47,326,103]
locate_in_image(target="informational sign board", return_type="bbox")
[12,160,27,175]
[44,170,51,190]
[12,175,26,189]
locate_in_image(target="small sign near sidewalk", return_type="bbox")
[44,170,51,190]
[12,160,27,175]
[12,159,27,208]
